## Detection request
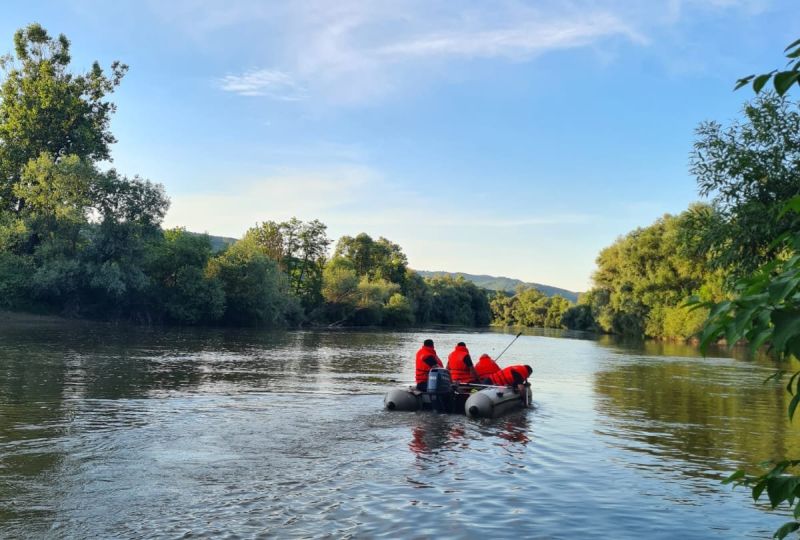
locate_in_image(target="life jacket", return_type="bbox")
[415,346,443,384]
[488,365,529,386]
[447,345,475,383]
[475,355,501,379]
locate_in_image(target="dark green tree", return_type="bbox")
[333,233,408,286]
[690,93,800,275]
[206,236,294,326]
[146,229,224,324]
[0,23,127,212]
[247,218,330,311]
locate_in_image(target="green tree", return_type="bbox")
[146,229,224,324]
[0,23,127,212]
[246,218,330,311]
[206,236,293,326]
[587,209,719,338]
[698,37,800,540]
[383,293,414,326]
[333,233,409,286]
[426,275,491,326]
[690,93,800,275]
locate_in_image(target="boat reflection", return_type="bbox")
[407,410,531,459]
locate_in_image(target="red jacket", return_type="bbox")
[415,346,443,384]
[488,365,529,386]
[475,355,501,379]
[447,344,475,383]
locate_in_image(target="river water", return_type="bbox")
[1,319,798,539]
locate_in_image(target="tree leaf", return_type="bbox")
[790,393,800,422]
[779,197,800,219]
[753,73,773,93]
[735,75,755,90]
[774,521,800,540]
[771,309,800,355]
[785,37,800,52]
[764,370,786,384]
[750,328,773,354]
[723,469,746,484]
[769,276,800,303]
[775,71,800,96]
[754,479,768,501]
[768,477,799,509]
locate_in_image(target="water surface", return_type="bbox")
[0,321,797,538]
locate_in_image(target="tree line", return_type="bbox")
[0,23,585,330]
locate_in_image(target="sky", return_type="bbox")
[1,0,797,291]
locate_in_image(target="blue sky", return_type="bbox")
[2,1,797,291]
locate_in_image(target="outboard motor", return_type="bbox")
[427,368,453,412]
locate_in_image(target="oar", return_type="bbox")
[495,331,523,361]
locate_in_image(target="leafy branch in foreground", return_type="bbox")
[691,195,800,539]
[735,38,800,96]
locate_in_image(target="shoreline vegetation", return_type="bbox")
[0,23,798,346]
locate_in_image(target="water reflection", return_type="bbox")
[593,353,800,473]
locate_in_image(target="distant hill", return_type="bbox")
[187,232,237,252]
[416,270,579,302]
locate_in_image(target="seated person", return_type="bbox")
[475,353,501,381]
[446,341,478,383]
[415,339,442,391]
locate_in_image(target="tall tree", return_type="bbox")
[0,23,127,212]
[246,218,330,310]
[690,93,800,275]
[333,233,408,285]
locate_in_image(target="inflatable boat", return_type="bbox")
[384,368,532,418]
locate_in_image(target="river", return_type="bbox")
[1,318,798,538]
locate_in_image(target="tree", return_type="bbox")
[246,218,330,311]
[0,23,127,212]
[697,37,800,540]
[587,210,719,338]
[426,275,491,327]
[206,236,293,326]
[146,229,224,324]
[690,93,800,275]
[333,233,409,286]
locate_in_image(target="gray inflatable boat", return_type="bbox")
[383,382,531,418]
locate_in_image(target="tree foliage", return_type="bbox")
[697,37,800,540]
[690,93,800,275]
[491,287,573,329]
[581,209,723,339]
[246,218,330,309]
[0,23,127,212]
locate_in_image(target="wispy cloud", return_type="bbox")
[151,0,764,104]
[218,69,306,99]
[375,14,643,60]
[199,1,645,104]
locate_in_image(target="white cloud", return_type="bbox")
[218,69,306,99]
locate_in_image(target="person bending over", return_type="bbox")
[487,364,533,406]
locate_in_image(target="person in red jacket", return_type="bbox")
[447,342,478,383]
[487,364,532,406]
[474,354,501,380]
[415,339,442,391]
